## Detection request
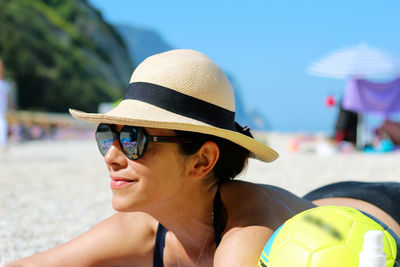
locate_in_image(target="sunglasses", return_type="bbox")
[95,123,193,160]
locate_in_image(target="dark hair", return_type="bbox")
[174,130,250,182]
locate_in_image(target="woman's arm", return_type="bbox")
[6,212,156,267]
[214,225,272,267]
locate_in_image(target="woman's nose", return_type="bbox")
[104,140,127,168]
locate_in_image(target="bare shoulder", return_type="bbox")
[221,180,314,228]
[214,181,314,267]
[7,212,158,267]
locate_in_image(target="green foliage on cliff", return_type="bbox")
[0,0,134,112]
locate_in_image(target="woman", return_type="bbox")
[8,49,314,267]
[7,49,398,267]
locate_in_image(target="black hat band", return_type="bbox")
[125,82,236,131]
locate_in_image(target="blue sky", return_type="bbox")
[89,0,400,133]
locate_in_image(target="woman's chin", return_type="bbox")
[112,197,136,212]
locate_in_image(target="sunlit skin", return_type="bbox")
[105,126,190,213]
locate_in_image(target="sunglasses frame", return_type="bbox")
[95,123,193,160]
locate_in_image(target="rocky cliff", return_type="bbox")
[0,0,133,112]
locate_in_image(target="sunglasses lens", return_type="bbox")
[120,126,147,160]
[95,124,115,156]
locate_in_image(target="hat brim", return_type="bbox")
[69,99,278,162]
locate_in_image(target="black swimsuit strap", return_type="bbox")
[153,223,167,267]
[213,186,223,246]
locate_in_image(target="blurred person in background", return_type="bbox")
[0,59,11,152]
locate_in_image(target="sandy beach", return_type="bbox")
[1,133,400,265]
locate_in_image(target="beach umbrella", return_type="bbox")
[307,42,400,79]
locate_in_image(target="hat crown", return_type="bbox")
[130,49,235,112]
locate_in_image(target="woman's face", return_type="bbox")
[104,126,188,212]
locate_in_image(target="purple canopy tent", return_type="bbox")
[343,77,400,115]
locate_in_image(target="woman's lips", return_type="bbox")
[110,177,136,189]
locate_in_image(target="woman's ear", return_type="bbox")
[188,141,219,179]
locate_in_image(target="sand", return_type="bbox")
[1,134,399,264]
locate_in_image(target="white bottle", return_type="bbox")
[359,230,386,267]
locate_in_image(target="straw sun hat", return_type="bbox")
[69,49,278,162]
